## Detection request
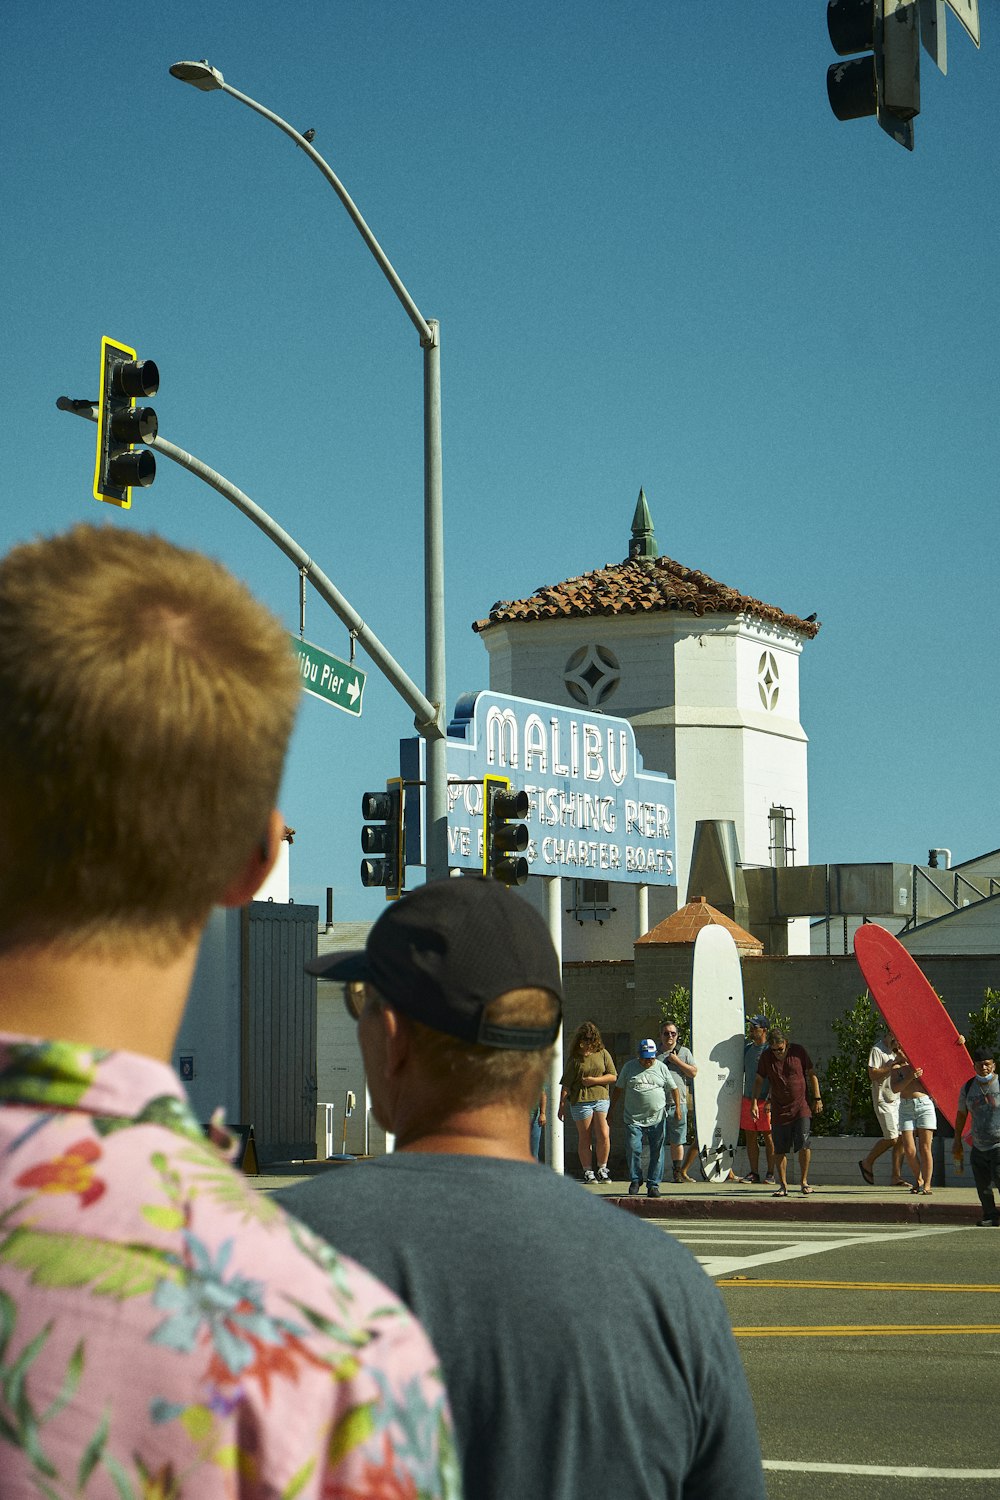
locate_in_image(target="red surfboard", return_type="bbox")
[854,923,973,1132]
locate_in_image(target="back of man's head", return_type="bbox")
[311,877,563,1114]
[0,524,300,960]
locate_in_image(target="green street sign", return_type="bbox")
[291,636,366,717]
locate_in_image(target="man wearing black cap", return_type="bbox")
[285,877,764,1500]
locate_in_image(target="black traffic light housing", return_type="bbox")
[94,336,159,508]
[827,0,919,151]
[360,779,405,900]
[483,774,529,887]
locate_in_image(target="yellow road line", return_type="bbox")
[733,1324,1000,1338]
[719,1278,1000,1292]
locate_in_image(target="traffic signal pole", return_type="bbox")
[168,60,449,882]
[57,399,438,735]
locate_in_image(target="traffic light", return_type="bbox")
[93,336,159,508]
[827,0,920,151]
[483,774,529,887]
[360,779,405,899]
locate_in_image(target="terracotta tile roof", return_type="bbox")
[473,553,820,638]
[635,897,764,954]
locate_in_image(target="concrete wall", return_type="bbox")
[564,949,1000,1081]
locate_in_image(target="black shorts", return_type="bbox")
[772,1117,810,1155]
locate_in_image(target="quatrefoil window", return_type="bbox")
[564,644,621,707]
[757,651,779,711]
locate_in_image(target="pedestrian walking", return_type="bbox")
[612,1039,681,1196]
[751,1027,822,1196]
[952,1046,1000,1225]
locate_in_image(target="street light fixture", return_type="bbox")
[169,58,449,883]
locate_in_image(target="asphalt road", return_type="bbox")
[697,1220,1000,1499]
[259,1166,997,1494]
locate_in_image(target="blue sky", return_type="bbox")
[1,3,996,920]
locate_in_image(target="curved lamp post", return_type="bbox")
[169,59,449,884]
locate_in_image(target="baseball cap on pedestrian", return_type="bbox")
[749,1015,768,1028]
[305,877,563,1050]
[638,1039,657,1058]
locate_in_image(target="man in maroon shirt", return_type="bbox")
[751,1028,823,1197]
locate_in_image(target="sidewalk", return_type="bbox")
[250,1159,984,1225]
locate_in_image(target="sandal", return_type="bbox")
[858,1161,875,1185]
[801,1184,813,1195]
[772,1188,788,1198]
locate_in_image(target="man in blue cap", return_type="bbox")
[742,1014,775,1183]
[611,1038,681,1196]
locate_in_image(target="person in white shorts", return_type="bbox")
[858,1031,910,1187]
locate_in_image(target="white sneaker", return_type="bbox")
[582,1170,597,1184]
[596,1166,611,1183]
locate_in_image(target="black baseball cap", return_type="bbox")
[305,877,563,1050]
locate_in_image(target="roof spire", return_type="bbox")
[629,487,658,562]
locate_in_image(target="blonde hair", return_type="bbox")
[0,524,300,960]
[399,987,559,1114]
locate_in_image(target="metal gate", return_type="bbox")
[240,900,318,1165]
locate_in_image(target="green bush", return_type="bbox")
[811,991,880,1137]
[657,985,692,1048]
[965,989,1000,1057]
[654,989,792,1051]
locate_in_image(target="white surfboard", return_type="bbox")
[691,925,745,1182]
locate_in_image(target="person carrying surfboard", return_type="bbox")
[889,1046,936,1194]
[750,1028,822,1197]
[858,1031,910,1188]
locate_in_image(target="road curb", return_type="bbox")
[607,1194,977,1226]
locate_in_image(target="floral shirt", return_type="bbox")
[0,1033,461,1500]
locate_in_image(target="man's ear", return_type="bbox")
[381,1004,412,1080]
[220,809,285,908]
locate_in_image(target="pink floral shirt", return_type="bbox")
[0,1034,460,1499]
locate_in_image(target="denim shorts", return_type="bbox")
[771,1117,811,1155]
[899,1095,937,1132]
[570,1098,609,1122]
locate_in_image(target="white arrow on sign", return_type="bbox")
[347,679,361,707]
[921,0,980,77]
[945,0,980,47]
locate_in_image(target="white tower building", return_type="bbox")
[473,492,819,959]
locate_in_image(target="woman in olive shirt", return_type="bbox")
[559,1021,618,1183]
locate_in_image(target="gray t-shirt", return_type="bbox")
[868,1041,897,1110]
[659,1043,695,1113]
[617,1057,680,1125]
[958,1073,1000,1151]
[283,1153,763,1500]
[743,1041,770,1100]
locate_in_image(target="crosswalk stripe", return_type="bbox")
[763,1461,1000,1478]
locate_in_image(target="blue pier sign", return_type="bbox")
[401,691,676,885]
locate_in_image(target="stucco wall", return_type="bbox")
[563,950,1000,1079]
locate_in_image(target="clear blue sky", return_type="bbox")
[2,3,996,920]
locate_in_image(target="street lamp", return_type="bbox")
[169,58,449,884]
